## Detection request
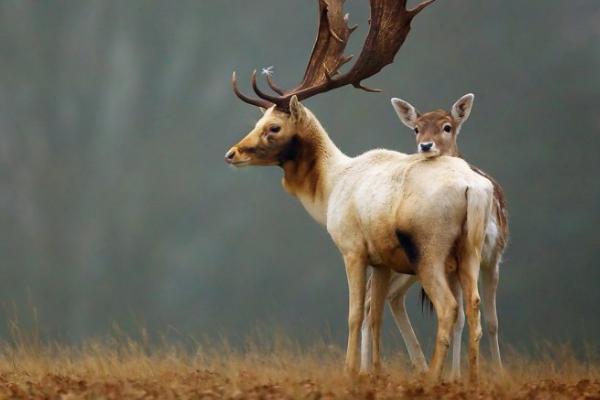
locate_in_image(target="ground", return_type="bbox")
[0,337,599,399]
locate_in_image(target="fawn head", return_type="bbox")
[391,94,474,158]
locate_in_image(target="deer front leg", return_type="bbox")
[369,265,391,372]
[387,275,428,372]
[343,253,367,374]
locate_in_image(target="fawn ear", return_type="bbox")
[451,93,475,130]
[391,98,421,129]
[289,95,306,123]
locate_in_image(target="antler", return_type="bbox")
[232,0,437,111]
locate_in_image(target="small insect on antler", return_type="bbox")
[232,0,437,111]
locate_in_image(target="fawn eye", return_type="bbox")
[443,124,452,133]
[269,125,281,133]
[414,127,419,134]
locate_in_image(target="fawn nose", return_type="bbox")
[420,142,433,152]
[224,148,237,163]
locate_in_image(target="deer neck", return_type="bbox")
[446,142,461,158]
[280,117,346,225]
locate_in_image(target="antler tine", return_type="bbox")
[265,75,285,96]
[339,54,354,68]
[408,0,436,17]
[232,72,273,109]
[251,70,284,103]
[353,82,382,93]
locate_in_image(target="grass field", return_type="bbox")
[1,330,599,400]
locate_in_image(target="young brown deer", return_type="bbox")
[225,0,493,381]
[361,95,508,379]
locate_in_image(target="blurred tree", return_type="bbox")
[0,0,598,352]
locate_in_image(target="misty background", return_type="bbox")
[0,0,599,355]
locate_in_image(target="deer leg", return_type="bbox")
[458,254,483,383]
[419,264,458,381]
[481,260,502,370]
[360,271,373,373]
[387,275,428,372]
[360,310,372,372]
[449,273,465,380]
[369,265,391,372]
[343,253,367,374]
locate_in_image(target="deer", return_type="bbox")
[360,94,509,379]
[225,0,494,382]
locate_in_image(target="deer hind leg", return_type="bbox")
[368,266,391,372]
[449,272,465,380]
[387,275,428,372]
[360,271,373,373]
[343,253,368,374]
[481,259,502,369]
[419,262,458,381]
[458,253,483,383]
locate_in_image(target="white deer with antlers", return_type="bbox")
[225,0,493,381]
[360,94,508,379]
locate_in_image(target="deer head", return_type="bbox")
[226,0,437,167]
[225,96,311,167]
[391,93,474,158]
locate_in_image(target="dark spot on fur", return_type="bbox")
[279,135,322,200]
[278,135,301,165]
[395,229,420,265]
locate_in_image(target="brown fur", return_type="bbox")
[281,134,324,203]
[414,110,460,157]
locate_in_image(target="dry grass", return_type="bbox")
[0,328,599,399]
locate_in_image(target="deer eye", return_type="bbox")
[443,124,452,133]
[269,125,281,133]
[414,127,419,134]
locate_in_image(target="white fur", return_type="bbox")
[482,216,499,266]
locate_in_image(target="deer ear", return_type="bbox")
[289,95,306,122]
[391,98,420,129]
[451,93,475,126]
[259,107,267,114]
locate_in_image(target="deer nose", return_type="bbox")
[224,148,237,163]
[420,142,433,152]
